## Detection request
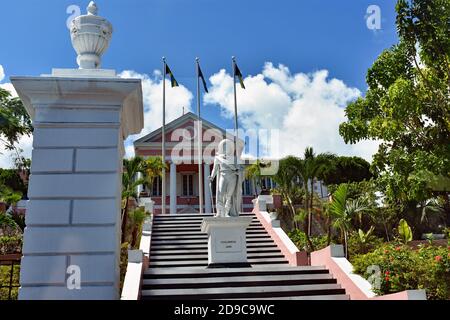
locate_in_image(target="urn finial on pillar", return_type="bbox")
[70,1,113,69]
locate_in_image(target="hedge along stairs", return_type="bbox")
[140,212,349,300]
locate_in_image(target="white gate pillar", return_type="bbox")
[10,3,144,300]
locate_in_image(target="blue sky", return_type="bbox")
[0,0,399,164]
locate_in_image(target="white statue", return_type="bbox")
[209,139,243,217]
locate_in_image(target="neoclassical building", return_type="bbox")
[134,112,270,214]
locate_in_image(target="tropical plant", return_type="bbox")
[121,156,145,243]
[142,156,165,193]
[347,227,383,257]
[358,226,375,245]
[0,168,27,197]
[0,213,19,230]
[272,156,302,228]
[127,207,147,248]
[420,198,445,224]
[397,218,413,244]
[300,148,335,237]
[10,211,25,232]
[245,160,263,195]
[288,229,329,253]
[0,186,22,212]
[328,184,370,258]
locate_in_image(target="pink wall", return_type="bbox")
[311,246,369,300]
[252,201,308,266]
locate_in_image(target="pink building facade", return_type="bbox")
[134,112,277,214]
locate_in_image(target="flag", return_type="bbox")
[197,64,208,93]
[234,63,245,89]
[165,64,179,87]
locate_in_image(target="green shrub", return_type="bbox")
[0,236,22,255]
[347,230,384,258]
[352,242,450,300]
[119,242,129,292]
[288,229,329,252]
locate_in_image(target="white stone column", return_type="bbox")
[11,71,143,300]
[204,163,212,213]
[169,162,177,215]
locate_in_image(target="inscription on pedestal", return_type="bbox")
[216,237,242,253]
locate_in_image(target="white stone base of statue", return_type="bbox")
[200,216,253,267]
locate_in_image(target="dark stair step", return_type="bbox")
[143,266,330,278]
[141,283,345,300]
[150,243,279,250]
[142,273,336,289]
[150,253,285,261]
[151,226,265,232]
[153,213,254,218]
[150,238,274,245]
[149,247,282,256]
[148,257,289,268]
[151,234,271,240]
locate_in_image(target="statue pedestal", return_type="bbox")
[200,217,253,268]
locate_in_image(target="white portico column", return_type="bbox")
[169,162,177,215]
[204,163,212,213]
[10,3,144,300]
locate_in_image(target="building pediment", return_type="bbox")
[134,112,230,146]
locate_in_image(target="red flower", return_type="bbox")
[385,276,390,281]
[435,255,442,262]
[395,246,401,251]
[385,271,390,275]
[384,249,389,254]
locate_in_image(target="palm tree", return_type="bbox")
[273,156,302,228]
[128,207,147,248]
[303,147,335,236]
[328,184,369,258]
[121,156,145,243]
[245,160,262,195]
[143,156,165,194]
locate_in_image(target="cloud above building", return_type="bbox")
[118,70,194,158]
[204,62,379,161]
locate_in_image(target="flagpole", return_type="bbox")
[232,56,238,167]
[162,57,167,215]
[196,57,204,214]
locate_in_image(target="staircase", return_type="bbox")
[141,212,349,300]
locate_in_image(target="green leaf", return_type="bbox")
[398,218,413,244]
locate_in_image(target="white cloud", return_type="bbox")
[0,64,4,82]
[0,82,18,97]
[204,62,379,162]
[118,70,193,158]
[0,134,33,169]
[0,64,17,97]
